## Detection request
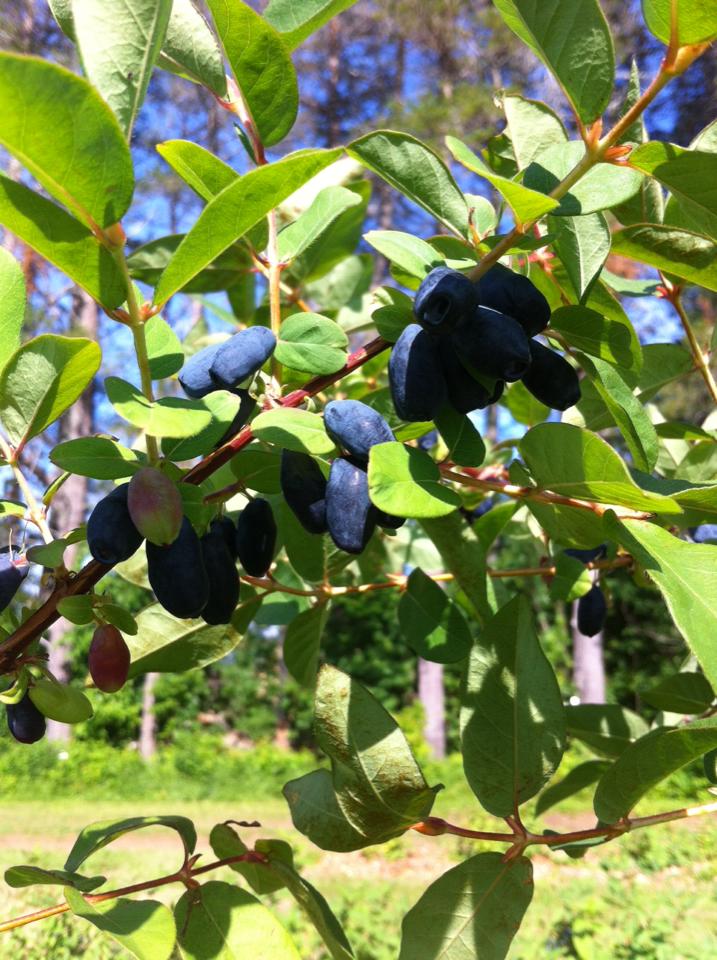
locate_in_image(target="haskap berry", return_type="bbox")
[326,457,377,554]
[522,339,580,411]
[210,327,277,390]
[389,323,447,422]
[475,263,551,337]
[280,450,328,535]
[236,498,277,577]
[324,399,394,463]
[413,266,479,333]
[87,484,144,565]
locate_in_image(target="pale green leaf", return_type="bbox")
[158,0,227,95]
[0,248,24,373]
[611,224,717,293]
[156,140,236,202]
[275,313,348,375]
[278,186,362,262]
[549,304,641,372]
[284,603,329,687]
[105,377,212,438]
[502,94,568,170]
[642,0,717,44]
[264,0,358,49]
[565,703,649,758]
[127,603,242,676]
[368,442,460,519]
[65,816,196,872]
[65,888,176,960]
[535,760,611,816]
[364,230,440,279]
[252,407,336,455]
[50,437,143,479]
[550,212,610,301]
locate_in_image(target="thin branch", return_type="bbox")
[667,287,717,405]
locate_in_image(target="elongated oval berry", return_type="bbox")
[375,509,405,530]
[452,306,531,383]
[87,484,144,565]
[324,400,394,463]
[389,324,446,422]
[691,524,717,544]
[28,678,93,724]
[212,515,238,560]
[147,516,209,619]
[437,338,492,414]
[414,267,478,334]
[326,458,377,555]
[178,344,222,399]
[127,467,183,546]
[200,523,240,625]
[236,498,277,577]
[210,327,276,390]
[577,585,607,637]
[0,552,29,613]
[280,450,328,535]
[522,340,581,411]
[89,624,131,693]
[475,264,551,336]
[7,693,45,744]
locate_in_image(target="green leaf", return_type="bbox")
[446,136,559,224]
[641,0,717,44]
[230,443,283,493]
[398,853,533,960]
[348,130,469,237]
[519,423,681,514]
[607,516,717,691]
[275,313,348,375]
[72,0,172,139]
[550,213,610,301]
[433,405,486,468]
[524,142,642,216]
[502,94,568,170]
[5,866,104,892]
[252,407,335,455]
[535,760,611,816]
[206,0,298,147]
[0,499,26,518]
[278,186,362,262]
[105,377,212,438]
[28,679,93,724]
[580,355,659,473]
[175,881,300,959]
[209,824,293,895]
[0,335,101,447]
[368,442,460,519]
[144,315,184,379]
[398,568,472,664]
[65,888,176,960]
[420,512,492,621]
[0,53,133,228]
[284,604,329,687]
[264,0,357,49]
[65,816,196,872]
[492,0,614,124]
[549,553,593,602]
[154,149,340,305]
[158,0,227,95]
[284,666,438,850]
[364,230,440,279]
[0,248,24,373]
[611,224,717,292]
[549,304,641,372]
[503,380,549,426]
[289,183,370,283]
[460,596,566,816]
[277,499,327,581]
[565,703,649,758]
[51,437,143,480]
[156,141,237,202]
[0,176,126,310]
[641,672,714,715]
[127,604,242,677]
[371,287,413,343]
[594,718,717,822]
[631,142,717,240]
[160,390,243,461]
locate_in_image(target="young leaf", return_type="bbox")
[548,553,593,602]
[72,0,172,139]
[503,94,568,169]
[158,0,227,95]
[641,672,714,715]
[65,888,176,960]
[283,603,330,687]
[565,703,649,758]
[160,390,243,462]
[105,377,213,438]
[493,0,614,123]
[156,140,237,201]
[206,0,298,148]
[154,148,341,305]
[549,304,641,372]
[0,248,24,373]
[446,136,560,224]
[398,853,533,960]
[209,824,293,895]
[398,568,472,664]
[460,595,566,816]
[5,865,105,892]
[611,224,717,293]
[252,408,336,455]
[348,130,469,237]
[368,442,460,519]
[364,230,440,279]
[264,0,358,49]
[534,760,611,816]
[278,186,362,262]
[65,816,196,872]
[275,313,348,375]
[524,141,642,216]
[519,423,681,514]
[127,604,242,676]
[0,53,133,228]
[50,437,144,480]
[593,719,717,823]
[174,881,300,959]
[550,213,610,301]
[641,0,717,45]
[433,404,486,468]
[607,516,717,691]
[631,142,717,240]
[0,177,126,310]
[0,336,101,447]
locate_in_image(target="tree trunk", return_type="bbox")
[45,288,97,741]
[418,658,446,759]
[139,672,159,759]
[571,601,606,703]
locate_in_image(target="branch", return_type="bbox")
[665,284,717,406]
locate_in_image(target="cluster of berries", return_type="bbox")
[389,264,581,421]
